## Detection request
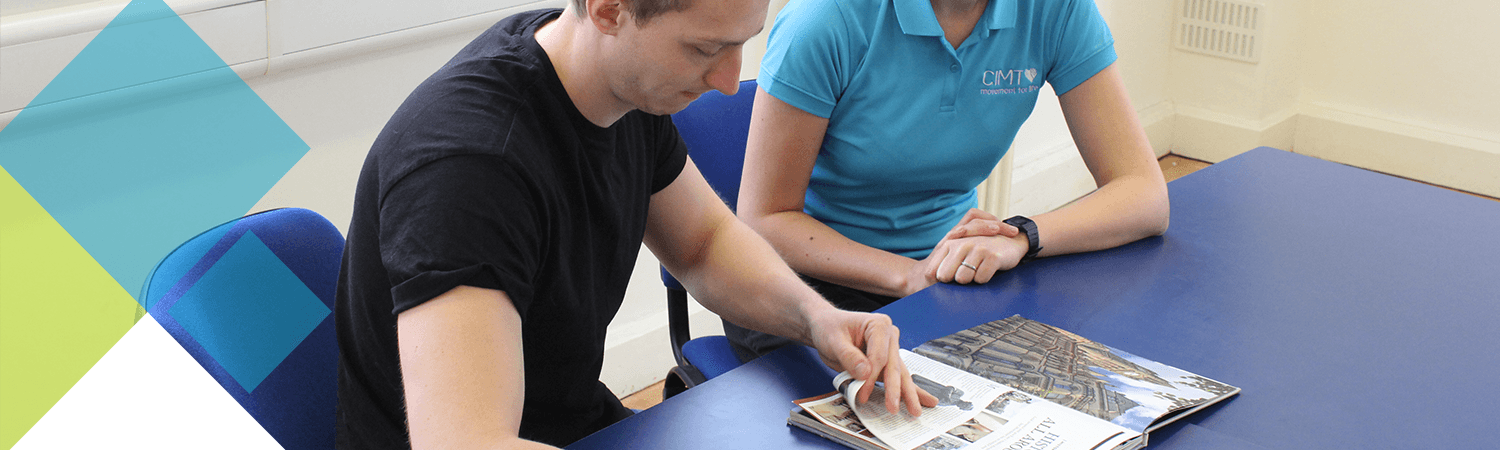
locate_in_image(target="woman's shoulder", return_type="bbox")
[774,0,892,48]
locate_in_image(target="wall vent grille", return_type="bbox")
[1175,0,1263,63]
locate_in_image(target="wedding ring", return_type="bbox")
[959,262,978,272]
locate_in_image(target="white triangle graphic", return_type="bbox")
[14,314,282,449]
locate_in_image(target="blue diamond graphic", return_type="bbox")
[0,0,310,304]
[167,230,330,392]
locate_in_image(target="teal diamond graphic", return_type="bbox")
[0,0,310,304]
[167,230,330,392]
[139,224,232,311]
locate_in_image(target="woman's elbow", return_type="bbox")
[736,208,771,235]
[1148,209,1170,237]
[1145,189,1171,236]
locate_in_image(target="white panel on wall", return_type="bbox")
[1,0,79,17]
[0,0,267,116]
[0,30,97,115]
[276,0,548,54]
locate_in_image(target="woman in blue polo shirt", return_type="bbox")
[728,0,1169,357]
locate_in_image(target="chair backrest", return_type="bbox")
[661,79,758,290]
[141,207,343,450]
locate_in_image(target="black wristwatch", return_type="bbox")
[1003,215,1043,263]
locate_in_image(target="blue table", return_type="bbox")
[569,147,1500,449]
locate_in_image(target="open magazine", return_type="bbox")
[789,315,1239,450]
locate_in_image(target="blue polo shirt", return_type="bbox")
[759,0,1116,258]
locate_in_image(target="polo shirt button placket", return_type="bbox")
[941,61,960,112]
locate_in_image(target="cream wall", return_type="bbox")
[1008,0,1176,216]
[1300,1,1498,142]
[1164,0,1303,162]
[1292,0,1500,197]
[1161,0,1499,196]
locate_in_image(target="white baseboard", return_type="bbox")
[1169,105,1298,163]
[995,97,1498,223]
[1294,104,1500,198]
[1162,103,1498,198]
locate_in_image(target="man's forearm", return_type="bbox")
[670,212,833,345]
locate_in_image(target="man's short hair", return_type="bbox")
[573,0,694,25]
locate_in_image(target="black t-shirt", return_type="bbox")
[334,9,688,448]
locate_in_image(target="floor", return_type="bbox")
[620,378,666,411]
[1157,153,1212,182]
[618,153,1494,410]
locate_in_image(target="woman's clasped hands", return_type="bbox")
[908,209,1031,292]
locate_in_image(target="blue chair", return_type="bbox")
[141,207,343,449]
[661,79,758,399]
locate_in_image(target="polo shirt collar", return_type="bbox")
[894,0,1018,37]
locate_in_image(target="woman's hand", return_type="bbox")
[943,209,1019,241]
[921,208,1026,285]
[929,233,1030,285]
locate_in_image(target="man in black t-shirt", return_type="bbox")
[335,1,938,449]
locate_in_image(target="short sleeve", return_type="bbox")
[653,118,689,193]
[757,0,858,118]
[379,155,542,316]
[1045,0,1117,95]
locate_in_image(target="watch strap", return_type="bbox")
[1003,215,1042,263]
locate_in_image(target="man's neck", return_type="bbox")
[535,11,631,127]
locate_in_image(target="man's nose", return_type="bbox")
[705,48,743,96]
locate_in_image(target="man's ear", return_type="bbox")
[586,0,630,36]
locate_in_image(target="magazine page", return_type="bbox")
[913,315,1239,433]
[800,349,1142,450]
[794,392,891,449]
[796,387,1142,450]
[952,387,1140,450]
[836,350,1005,450]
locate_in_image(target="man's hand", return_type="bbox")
[806,308,939,416]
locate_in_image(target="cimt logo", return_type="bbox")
[983,68,1038,86]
